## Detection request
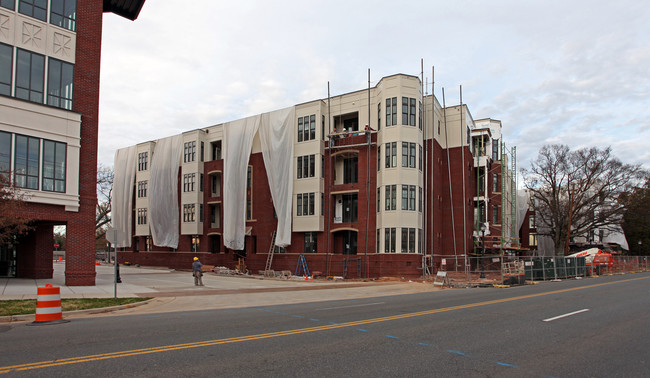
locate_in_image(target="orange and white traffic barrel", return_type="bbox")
[31,284,69,325]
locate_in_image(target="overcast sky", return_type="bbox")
[98,0,650,172]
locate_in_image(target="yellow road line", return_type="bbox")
[1,275,647,374]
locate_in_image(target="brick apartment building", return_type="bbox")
[113,73,517,278]
[0,0,145,284]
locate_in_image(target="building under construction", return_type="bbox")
[112,73,518,278]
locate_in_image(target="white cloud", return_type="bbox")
[98,0,650,172]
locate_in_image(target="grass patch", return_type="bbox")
[0,298,151,317]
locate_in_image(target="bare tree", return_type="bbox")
[0,172,32,245]
[522,145,647,255]
[620,177,650,255]
[96,164,114,240]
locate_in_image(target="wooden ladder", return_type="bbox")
[264,231,277,277]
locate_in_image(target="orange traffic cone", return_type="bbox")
[29,284,69,325]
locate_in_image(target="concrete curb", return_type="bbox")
[0,298,155,323]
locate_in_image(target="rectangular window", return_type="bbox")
[200,173,204,192]
[310,115,316,140]
[402,97,409,125]
[1,0,15,10]
[377,188,380,212]
[0,43,11,96]
[409,143,416,168]
[342,194,357,223]
[246,199,252,220]
[297,193,302,216]
[385,98,391,126]
[247,166,252,188]
[386,97,397,126]
[493,173,499,192]
[385,228,396,253]
[343,157,358,184]
[137,181,148,198]
[184,141,196,163]
[385,186,390,211]
[409,98,416,126]
[302,193,308,216]
[50,0,77,31]
[492,139,500,160]
[377,145,380,171]
[401,185,408,210]
[377,229,380,254]
[309,192,314,215]
[401,228,408,253]
[297,156,302,178]
[391,142,397,167]
[19,0,47,21]
[138,152,148,171]
[137,208,147,225]
[211,141,222,160]
[302,116,309,141]
[419,187,423,213]
[529,214,536,229]
[418,145,423,171]
[304,232,317,253]
[42,140,66,192]
[418,100,423,130]
[409,186,415,211]
[390,184,396,210]
[385,143,390,168]
[297,117,303,142]
[377,103,381,130]
[493,205,499,224]
[183,204,196,222]
[47,58,74,110]
[309,154,315,178]
[14,134,39,189]
[402,142,408,167]
[529,233,538,247]
[409,228,416,253]
[390,228,396,252]
[0,131,11,174]
[15,49,44,104]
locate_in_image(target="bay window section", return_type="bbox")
[0,43,11,96]
[47,58,74,110]
[19,0,47,21]
[0,131,10,174]
[14,135,40,190]
[50,0,77,31]
[42,140,66,192]
[15,49,44,104]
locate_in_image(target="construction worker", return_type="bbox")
[192,257,204,286]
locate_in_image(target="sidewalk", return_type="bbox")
[1,262,436,318]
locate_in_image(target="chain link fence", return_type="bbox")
[432,254,650,287]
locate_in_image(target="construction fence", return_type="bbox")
[432,254,650,287]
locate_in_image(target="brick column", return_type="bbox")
[64,0,103,285]
[16,223,54,279]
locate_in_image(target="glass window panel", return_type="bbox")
[1,0,15,10]
[0,43,11,96]
[0,131,10,173]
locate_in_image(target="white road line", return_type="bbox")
[543,309,590,322]
[316,302,385,311]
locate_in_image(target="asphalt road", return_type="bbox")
[1,273,648,377]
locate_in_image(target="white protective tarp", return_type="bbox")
[149,135,183,248]
[516,189,530,233]
[259,107,295,247]
[223,115,261,250]
[111,146,137,247]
